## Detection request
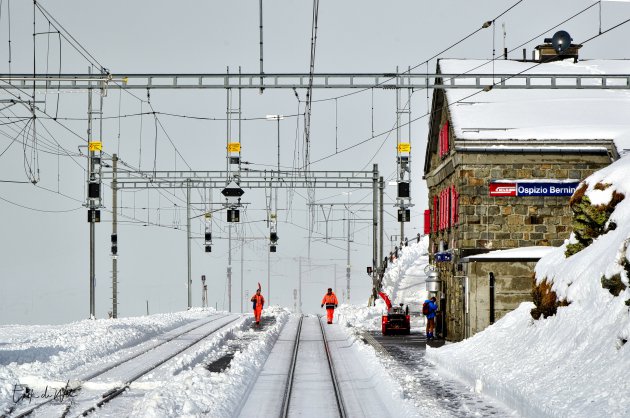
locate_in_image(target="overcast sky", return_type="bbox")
[1,0,629,324]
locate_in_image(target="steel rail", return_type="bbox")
[77,315,240,417]
[279,315,304,418]
[318,315,347,418]
[11,314,235,418]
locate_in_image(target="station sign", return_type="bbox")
[435,252,452,262]
[489,181,579,197]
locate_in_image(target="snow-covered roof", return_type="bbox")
[439,59,630,152]
[461,246,557,261]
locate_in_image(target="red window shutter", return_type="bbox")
[444,121,449,155]
[451,188,455,226]
[444,189,448,230]
[439,121,449,158]
[454,188,459,225]
[438,192,444,231]
[441,190,445,230]
[447,187,451,228]
[433,196,438,233]
[424,210,431,234]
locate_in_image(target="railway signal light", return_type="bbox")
[87,209,100,223]
[227,209,240,223]
[204,230,212,253]
[111,233,118,256]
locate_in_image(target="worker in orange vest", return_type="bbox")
[251,288,265,325]
[321,288,339,324]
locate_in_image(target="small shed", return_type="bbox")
[460,246,556,338]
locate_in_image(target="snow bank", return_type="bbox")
[380,236,430,311]
[428,156,630,417]
[0,309,214,415]
[335,237,430,332]
[132,307,290,417]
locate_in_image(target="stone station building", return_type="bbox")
[423,56,630,341]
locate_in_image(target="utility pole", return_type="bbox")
[378,176,384,291]
[267,242,270,305]
[395,72,413,245]
[334,264,337,293]
[372,164,378,301]
[228,223,232,312]
[298,256,302,313]
[241,234,244,313]
[346,213,351,302]
[259,0,264,93]
[86,66,101,320]
[112,154,118,318]
[187,179,192,309]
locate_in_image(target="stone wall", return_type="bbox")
[464,259,537,337]
[430,153,613,257]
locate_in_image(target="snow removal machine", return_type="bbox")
[379,292,410,335]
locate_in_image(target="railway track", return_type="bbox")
[240,314,347,418]
[11,313,240,418]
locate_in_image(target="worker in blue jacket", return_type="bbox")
[423,296,438,340]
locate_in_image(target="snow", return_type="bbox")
[462,246,556,260]
[427,155,630,417]
[323,318,420,418]
[5,198,630,418]
[335,237,430,331]
[439,59,630,152]
[0,309,215,414]
[131,307,290,417]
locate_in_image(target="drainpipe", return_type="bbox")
[489,272,495,324]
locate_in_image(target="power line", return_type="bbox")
[310,4,623,167]
[309,0,527,104]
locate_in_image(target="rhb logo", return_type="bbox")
[489,183,517,196]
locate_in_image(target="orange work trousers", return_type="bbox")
[326,308,335,323]
[254,306,263,323]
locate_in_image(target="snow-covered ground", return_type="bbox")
[7,177,630,418]
[0,308,215,414]
[428,156,630,417]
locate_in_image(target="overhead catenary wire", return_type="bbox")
[308,0,527,104]
[310,1,616,168]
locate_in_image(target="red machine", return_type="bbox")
[379,292,411,335]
